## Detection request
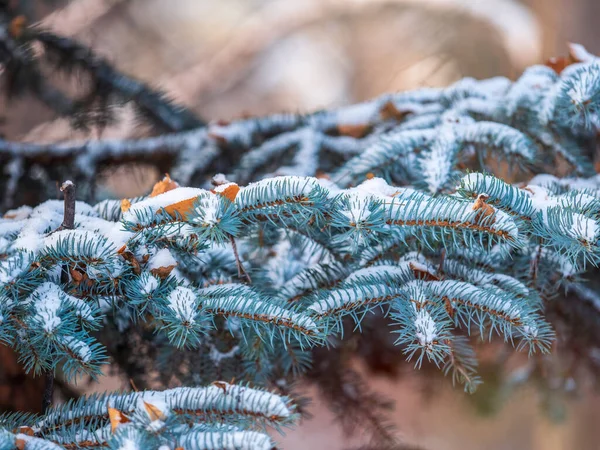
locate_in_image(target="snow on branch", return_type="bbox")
[5,39,600,442]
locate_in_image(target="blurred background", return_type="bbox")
[3,0,600,449]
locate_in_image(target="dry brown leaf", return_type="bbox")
[545,43,591,74]
[380,100,412,121]
[409,262,440,281]
[150,265,176,279]
[337,123,371,138]
[70,268,84,283]
[119,249,141,275]
[69,268,93,289]
[15,427,34,436]
[161,197,197,220]
[212,380,229,394]
[108,407,130,433]
[143,402,165,421]
[121,198,131,214]
[211,183,240,202]
[472,194,495,223]
[315,170,330,180]
[150,174,179,198]
[545,56,571,74]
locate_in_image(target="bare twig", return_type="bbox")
[229,235,251,283]
[529,243,543,287]
[438,247,446,276]
[42,180,76,414]
[41,371,55,414]
[31,30,204,131]
[59,180,76,232]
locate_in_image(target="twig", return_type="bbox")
[41,371,55,414]
[529,243,543,287]
[31,30,205,131]
[42,180,76,414]
[58,180,76,232]
[0,10,75,115]
[438,247,446,276]
[229,235,251,283]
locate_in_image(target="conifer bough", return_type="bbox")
[2,42,600,449]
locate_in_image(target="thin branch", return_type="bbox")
[42,180,76,414]
[438,247,446,275]
[41,370,54,414]
[31,30,205,131]
[229,235,251,283]
[0,11,75,115]
[59,180,76,232]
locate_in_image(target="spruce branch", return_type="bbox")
[229,234,251,284]
[3,31,600,448]
[41,180,76,414]
[30,30,205,131]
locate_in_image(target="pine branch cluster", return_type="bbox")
[3,6,600,447]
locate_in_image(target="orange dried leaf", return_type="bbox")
[472,194,495,223]
[315,170,330,180]
[3,210,22,219]
[70,268,84,283]
[150,265,176,279]
[15,427,34,436]
[212,380,229,394]
[69,268,93,289]
[119,250,141,275]
[546,44,591,74]
[121,198,131,213]
[108,407,130,433]
[337,123,371,138]
[161,197,197,220]
[211,183,240,202]
[150,174,179,198]
[15,438,26,450]
[380,100,411,121]
[546,56,571,74]
[409,262,440,281]
[144,402,165,421]
[9,16,26,38]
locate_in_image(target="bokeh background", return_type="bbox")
[3,1,600,449]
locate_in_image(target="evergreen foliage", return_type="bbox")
[3,5,600,445]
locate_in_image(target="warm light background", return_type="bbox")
[3,1,600,449]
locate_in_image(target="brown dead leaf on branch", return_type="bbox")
[150,264,176,279]
[337,123,371,138]
[120,198,131,214]
[472,194,496,224]
[379,100,412,121]
[211,183,240,202]
[161,197,197,220]
[118,245,141,275]
[150,174,179,198]
[546,42,594,74]
[144,401,165,421]
[108,407,130,433]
